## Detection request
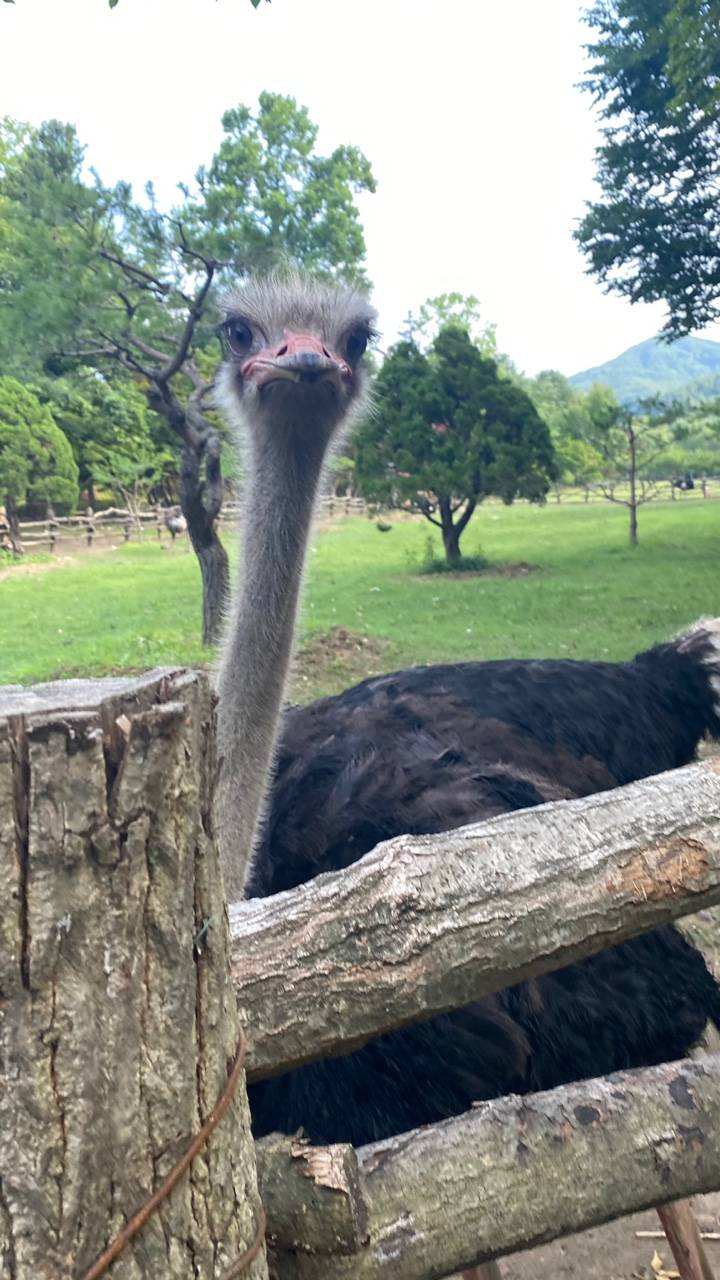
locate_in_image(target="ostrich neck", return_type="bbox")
[216,426,328,902]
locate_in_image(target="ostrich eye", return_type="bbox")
[225,318,254,355]
[345,327,369,363]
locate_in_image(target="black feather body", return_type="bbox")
[248,627,720,1146]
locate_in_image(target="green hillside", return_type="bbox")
[569,335,720,404]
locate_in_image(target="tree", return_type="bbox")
[520,369,620,501]
[594,399,674,544]
[576,0,720,337]
[413,292,497,356]
[554,436,604,499]
[0,101,375,641]
[0,376,78,553]
[34,370,171,507]
[187,95,374,284]
[525,369,589,439]
[355,327,556,565]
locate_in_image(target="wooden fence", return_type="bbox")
[3,480,718,555]
[1,498,371,553]
[2,668,720,1279]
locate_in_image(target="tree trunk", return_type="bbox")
[0,670,267,1280]
[629,501,638,546]
[442,521,462,564]
[438,496,476,566]
[4,493,24,555]
[628,426,639,546]
[180,428,229,647]
[148,379,229,648]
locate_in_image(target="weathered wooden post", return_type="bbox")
[0,670,267,1280]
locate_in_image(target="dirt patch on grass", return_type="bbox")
[484,560,540,579]
[291,627,389,701]
[0,554,82,582]
[409,561,541,582]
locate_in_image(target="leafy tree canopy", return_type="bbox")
[412,292,497,357]
[0,376,79,515]
[187,93,375,282]
[576,0,720,336]
[554,436,605,488]
[33,369,173,505]
[355,326,556,564]
[523,368,621,451]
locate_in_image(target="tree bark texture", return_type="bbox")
[4,494,24,556]
[628,423,639,546]
[179,425,229,648]
[229,759,720,1080]
[255,1136,367,1258]
[439,498,461,565]
[262,1054,720,1280]
[0,671,267,1280]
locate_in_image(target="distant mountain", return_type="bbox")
[569,336,720,404]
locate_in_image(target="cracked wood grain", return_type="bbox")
[228,759,720,1081]
[256,1135,367,1257]
[0,671,267,1280]
[264,1054,720,1279]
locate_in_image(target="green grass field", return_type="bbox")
[2,499,718,699]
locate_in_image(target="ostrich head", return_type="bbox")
[216,275,376,445]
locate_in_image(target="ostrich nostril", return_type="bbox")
[322,345,331,359]
[276,344,288,357]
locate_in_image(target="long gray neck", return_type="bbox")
[216,426,328,902]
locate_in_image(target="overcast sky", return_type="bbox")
[3,0,713,376]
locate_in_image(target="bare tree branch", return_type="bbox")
[454,496,477,537]
[97,246,171,296]
[94,328,155,381]
[598,483,628,506]
[159,257,218,382]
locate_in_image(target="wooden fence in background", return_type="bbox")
[2,479,718,555]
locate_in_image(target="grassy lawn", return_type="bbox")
[2,498,718,699]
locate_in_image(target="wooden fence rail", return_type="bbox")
[231,758,720,1080]
[257,1053,720,1278]
[2,669,720,1279]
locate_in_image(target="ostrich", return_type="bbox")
[215,276,719,1280]
[250,620,720,897]
[245,622,720,1279]
[163,504,188,543]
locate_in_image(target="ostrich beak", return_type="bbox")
[242,332,350,388]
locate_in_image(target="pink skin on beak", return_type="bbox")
[242,331,351,386]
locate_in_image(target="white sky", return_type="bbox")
[3,0,716,375]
